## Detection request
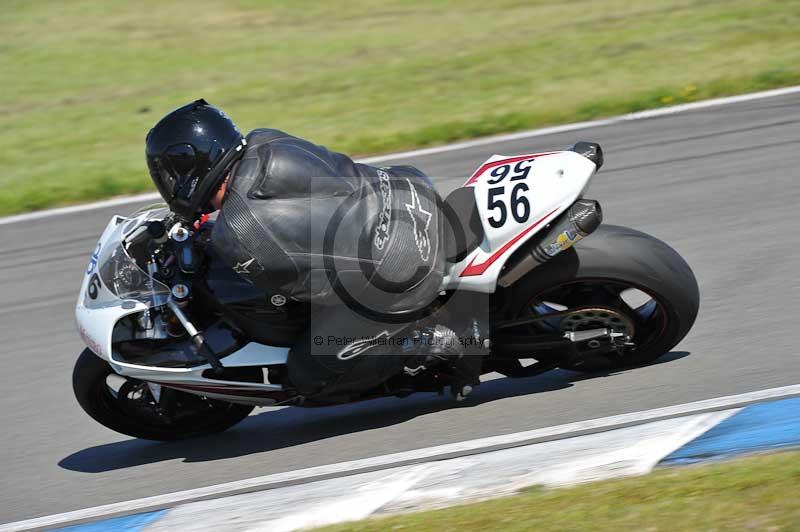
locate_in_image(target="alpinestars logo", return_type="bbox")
[336,330,392,360]
[374,169,393,251]
[404,179,432,262]
[233,258,256,275]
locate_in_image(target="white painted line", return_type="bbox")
[267,466,433,532]
[1,84,799,227]
[4,383,800,532]
[0,193,161,226]
[363,84,800,161]
[149,412,738,531]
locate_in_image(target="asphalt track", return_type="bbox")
[1,92,799,523]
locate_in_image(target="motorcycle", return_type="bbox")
[73,142,699,440]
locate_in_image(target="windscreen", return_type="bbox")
[83,212,171,309]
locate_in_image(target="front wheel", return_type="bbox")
[503,224,699,372]
[72,349,259,441]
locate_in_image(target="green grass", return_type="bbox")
[318,450,800,531]
[3,0,800,215]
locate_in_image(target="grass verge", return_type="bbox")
[3,0,800,215]
[318,450,800,531]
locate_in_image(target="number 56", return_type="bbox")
[487,183,530,228]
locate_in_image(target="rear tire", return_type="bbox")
[73,349,258,440]
[503,224,699,372]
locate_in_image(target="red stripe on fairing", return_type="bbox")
[463,152,558,186]
[459,207,559,277]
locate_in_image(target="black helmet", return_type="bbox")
[146,99,246,220]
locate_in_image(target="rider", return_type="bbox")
[145,99,480,402]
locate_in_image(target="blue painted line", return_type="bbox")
[53,510,167,532]
[661,396,800,465]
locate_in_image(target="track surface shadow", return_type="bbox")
[60,351,689,473]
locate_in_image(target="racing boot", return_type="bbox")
[450,353,482,401]
[412,324,481,401]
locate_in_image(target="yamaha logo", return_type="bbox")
[270,294,287,307]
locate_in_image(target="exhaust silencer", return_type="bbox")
[498,199,602,288]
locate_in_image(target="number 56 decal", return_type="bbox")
[87,273,102,300]
[485,161,532,228]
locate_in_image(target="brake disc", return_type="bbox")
[558,307,635,337]
[495,306,634,334]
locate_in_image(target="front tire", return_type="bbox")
[72,349,258,441]
[504,224,699,372]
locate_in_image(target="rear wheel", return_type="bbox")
[72,349,260,440]
[502,225,699,372]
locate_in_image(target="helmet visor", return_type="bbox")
[147,143,204,204]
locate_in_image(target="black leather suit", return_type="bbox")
[212,129,445,399]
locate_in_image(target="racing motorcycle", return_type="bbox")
[73,142,699,440]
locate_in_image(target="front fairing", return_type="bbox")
[75,210,171,363]
[73,209,290,403]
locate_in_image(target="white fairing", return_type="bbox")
[74,214,288,405]
[443,150,597,292]
[76,215,138,362]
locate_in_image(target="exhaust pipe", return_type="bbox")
[498,199,602,288]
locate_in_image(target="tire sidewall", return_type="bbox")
[72,349,256,441]
[501,225,699,370]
